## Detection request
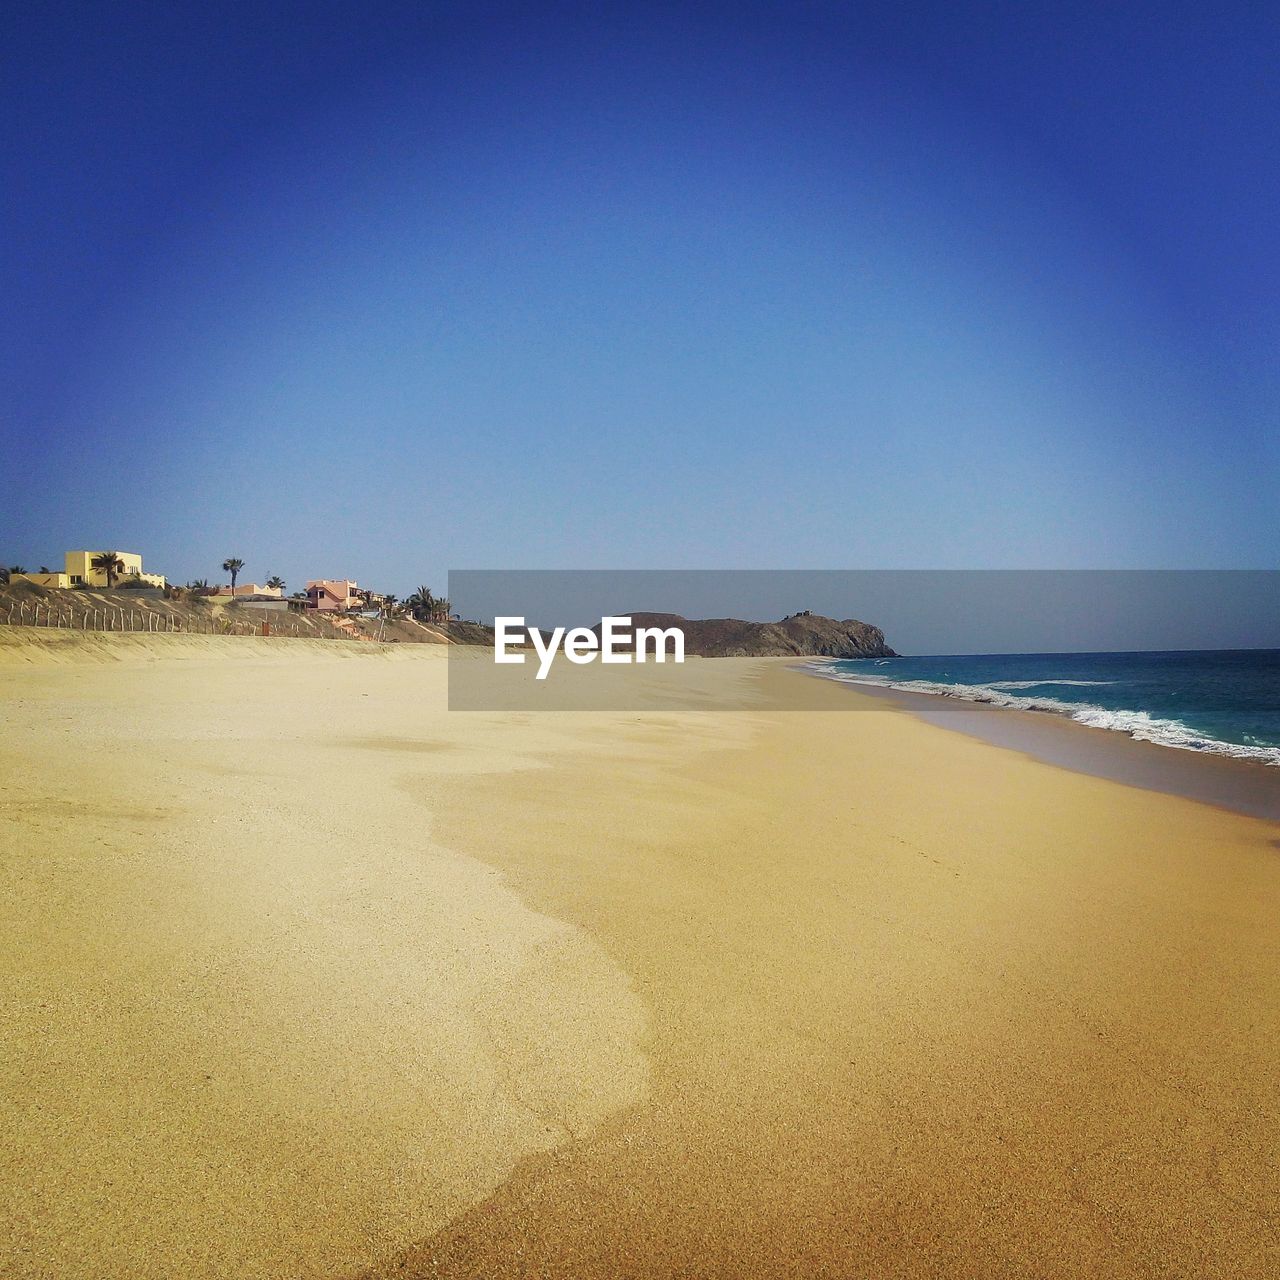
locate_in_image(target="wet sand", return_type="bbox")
[1,630,1277,1278]
[805,671,1280,822]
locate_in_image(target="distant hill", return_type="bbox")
[596,612,896,659]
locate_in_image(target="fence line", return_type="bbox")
[0,601,378,642]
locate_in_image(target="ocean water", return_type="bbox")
[814,650,1280,766]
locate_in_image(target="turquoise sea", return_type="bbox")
[815,649,1280,767]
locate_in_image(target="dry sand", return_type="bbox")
[1,629,1277,1277]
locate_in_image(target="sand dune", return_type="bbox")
[1,631,1277,1278]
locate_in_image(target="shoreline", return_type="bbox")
[366,659,1280,1278]
[798,661,1280,823]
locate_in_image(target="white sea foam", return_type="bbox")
[986,679,1115,690]
[804,662,1280,766]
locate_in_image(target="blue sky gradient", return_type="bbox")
[3,2,1276,593]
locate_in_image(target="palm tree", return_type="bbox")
[222,557,245,595]
[380,593,404,619]
[406,585,435,621]
[406,586,451,624]
[1,565,26,583]
[91,552,125,588]
[266,575,285,591]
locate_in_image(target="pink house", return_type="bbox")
[306,579,361,611]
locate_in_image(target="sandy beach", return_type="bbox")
[2,630,1277,1278]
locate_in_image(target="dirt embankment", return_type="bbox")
[0,581,490,647]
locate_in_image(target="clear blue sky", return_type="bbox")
[3,1,1276,595]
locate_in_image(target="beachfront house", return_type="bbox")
[213,583,284,599]
[15,550,166,590]
[305,579,361,611]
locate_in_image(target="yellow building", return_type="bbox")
[65,550,165,588]
[15,551,166,590]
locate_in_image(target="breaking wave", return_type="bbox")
[806,664,1280,766]
[985,679,1115,690]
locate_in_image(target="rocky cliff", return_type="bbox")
[603,612,896,659]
